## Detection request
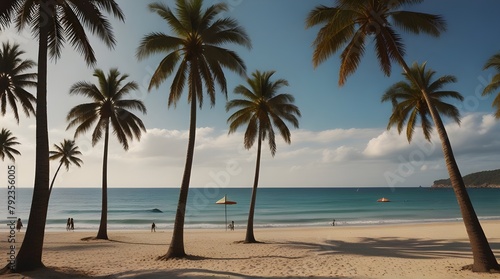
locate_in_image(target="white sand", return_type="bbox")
[1,221,500,278]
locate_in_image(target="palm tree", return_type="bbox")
[307,0,499,272]
[0,42,36,122]
[49,139,83,197]
[0,1,124,271]
[226,70,301,243]
[136,0,251,259]
[0,128,21,162]
[483,53,500,118]
[66,68,146,240]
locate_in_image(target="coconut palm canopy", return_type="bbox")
[0,128,21,162]
[0,42,36,122]
[49,139,83,171]
[382,62,463,142]
[306,0,446,86]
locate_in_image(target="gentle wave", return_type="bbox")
[60,208,166,214]
[43,215,500,231]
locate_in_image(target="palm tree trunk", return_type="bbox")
[15,7,50,271]
[96,121,110,240]
[398,58,499,272]
[245,132,262,243]
[48,161,64,198]
[161,90,198,259]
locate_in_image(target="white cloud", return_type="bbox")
[3,112,500,188]
[322,146,361,163]
[363,130,410,158]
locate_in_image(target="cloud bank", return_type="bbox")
[2,112,499,189]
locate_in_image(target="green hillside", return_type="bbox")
[432,169,500,188]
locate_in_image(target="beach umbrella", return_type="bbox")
[215,195,237,230]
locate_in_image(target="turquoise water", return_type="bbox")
[6,187,500,231]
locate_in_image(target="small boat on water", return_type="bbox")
[377,197,390,202]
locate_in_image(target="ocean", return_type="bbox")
[6,187,500,231]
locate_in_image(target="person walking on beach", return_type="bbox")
[228,221,234,231]
[70,218,74,231]
[332,219,336,226]
[16,218,23,232]
[151,222,156,232]
[66,218,71,231]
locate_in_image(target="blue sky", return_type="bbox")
[2,0,500,188]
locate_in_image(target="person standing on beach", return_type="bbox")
[16,218,23,232]
[70,218,74,231]
[66,218,71,231]
[151,222,156,232]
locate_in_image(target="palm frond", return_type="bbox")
[483,74,500,96]
[483,53,500,71]
[168,60,188,107]
[390,11,446,37]
[305,5,337,28]
[136,33,184,61]
[339,30,366,86]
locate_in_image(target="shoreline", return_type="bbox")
[2,221,499,278]
[40,216,500,232]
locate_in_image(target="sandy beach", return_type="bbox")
[2,221,500,279]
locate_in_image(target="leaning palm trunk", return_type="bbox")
[96,121,110,239]
[245,132,262,243]
[15,10,50,271]
[48,161,64,197]
[161,92,198,259]
[398,59,500,272]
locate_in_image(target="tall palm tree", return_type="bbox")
[136,0,251,259]
[49,139,83,197]
[0,1,124,271]
[0,128,21,162]
[66,68,146,240]
[483,53,500,118]
[307,0,499,272]
[0,42,36,122]
[226,70,301,243]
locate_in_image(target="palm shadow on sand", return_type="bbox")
[281,237,500,260]
[1,266,102,279]
[111,268,348,279]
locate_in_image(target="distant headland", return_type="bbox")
[432,169,500,188]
